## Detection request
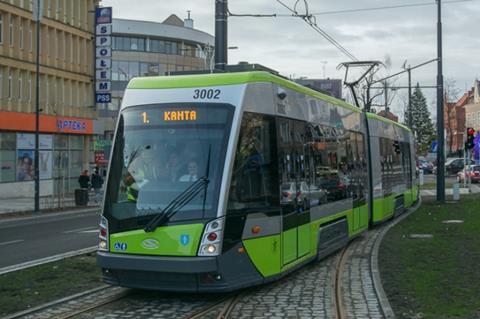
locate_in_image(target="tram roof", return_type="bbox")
[365,112,411,132]
[127,71,361,113]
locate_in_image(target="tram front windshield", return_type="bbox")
[104,103,234,231]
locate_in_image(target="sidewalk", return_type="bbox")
[0,193,101,217]
[420,183,480,197]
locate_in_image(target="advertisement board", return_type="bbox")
[95,7,112,107]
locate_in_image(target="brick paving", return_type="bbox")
[341,230,385,319]
[18,229,392,319]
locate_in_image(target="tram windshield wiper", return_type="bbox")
[144,146,212,233]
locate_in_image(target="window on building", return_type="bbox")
[118,61,129,81]
[0,13,3,44]
[18,73,22,101]
[128,61,139,78]
[9,16,14,47]
[56,0,61,19]
[111,60,119,81]
[0,68,3,99]
[45,27,49,57]
[0,132,17,183]
[8,69,12,100]
[130,37,138,51]
[29,21,32,52]
[28,75,31,102]
[45,76,49,106]
[19,20,23,49]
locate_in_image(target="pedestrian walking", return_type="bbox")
[91,168,104,203]
[78,170,90,189]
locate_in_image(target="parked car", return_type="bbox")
[457,165,480,183]
[317,172,347,201]
[281,181,327,208]
[445,158,475,175]
[417,159,434,174]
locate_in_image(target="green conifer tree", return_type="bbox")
[405,84,435,154]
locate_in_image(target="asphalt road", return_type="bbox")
[0,209,101,269]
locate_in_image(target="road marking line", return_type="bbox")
[0,239,25,246]
[63,226,97,234]
[80,230,99,233]
[0,246,97,276]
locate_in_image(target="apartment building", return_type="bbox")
[0,0,99,198]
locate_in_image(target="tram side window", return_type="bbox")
[227,113,279,211]
[306,124,353,207]
[379,137,392,195]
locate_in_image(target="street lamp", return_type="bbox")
[33,0,42,213]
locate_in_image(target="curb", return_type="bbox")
[2,285,111,319]
[0,207,100,224]
[0,246,97,275]
[371,198,422,319]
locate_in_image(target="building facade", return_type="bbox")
[376,109,399,123]
[294,78,343,99]
[445,94,466,156]
[0,0,99,198]
[94,15,214,163]
[465,80,480,131]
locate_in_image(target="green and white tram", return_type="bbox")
[97,71,418,292]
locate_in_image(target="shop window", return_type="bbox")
[54,134,68,149]
[0,132,16,182]
[69,135,83,150]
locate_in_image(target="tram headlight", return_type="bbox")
[198,217,224,256]
[98,216,109,252]
[99,240,108,250]
[206,244,216,253]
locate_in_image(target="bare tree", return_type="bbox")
[444,78,461,155]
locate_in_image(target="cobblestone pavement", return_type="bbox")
[19,287,126,319]
[18,230,391,319]
[341,230,385,319]
[227,255,339,319]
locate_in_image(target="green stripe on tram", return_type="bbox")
[127,71,361,113]
[244,204,370,278]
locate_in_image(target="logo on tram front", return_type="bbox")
[141,238,160,249]
[180,234,190,246]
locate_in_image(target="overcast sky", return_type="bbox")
[102,0,480,121]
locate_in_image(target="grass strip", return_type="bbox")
[0,253,102,317]
[379,194,480,319]
[420,181,455,190]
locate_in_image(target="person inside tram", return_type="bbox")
[179,160,199,182]
[165,152,182,182]
[124,144,161,201]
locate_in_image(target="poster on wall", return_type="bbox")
[17,133,53,149]
[0,151,16,182]
[40,151,53,180]
[17,150,35,181]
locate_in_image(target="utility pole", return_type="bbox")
[407,67,412,127]
[436,0,445,202]
[384,80,388,112]
[33,0,43,213]
[215,0,228,70]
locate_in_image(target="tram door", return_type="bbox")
[278,119,311,266]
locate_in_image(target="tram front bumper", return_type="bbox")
[97,249,262,292]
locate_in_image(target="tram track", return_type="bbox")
[53,288,131,319]
[333,243,351,319]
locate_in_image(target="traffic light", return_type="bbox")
[466,127,475,149]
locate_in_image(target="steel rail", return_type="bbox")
[334,244,351,319]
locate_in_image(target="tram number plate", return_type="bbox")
[193,89,221,100]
